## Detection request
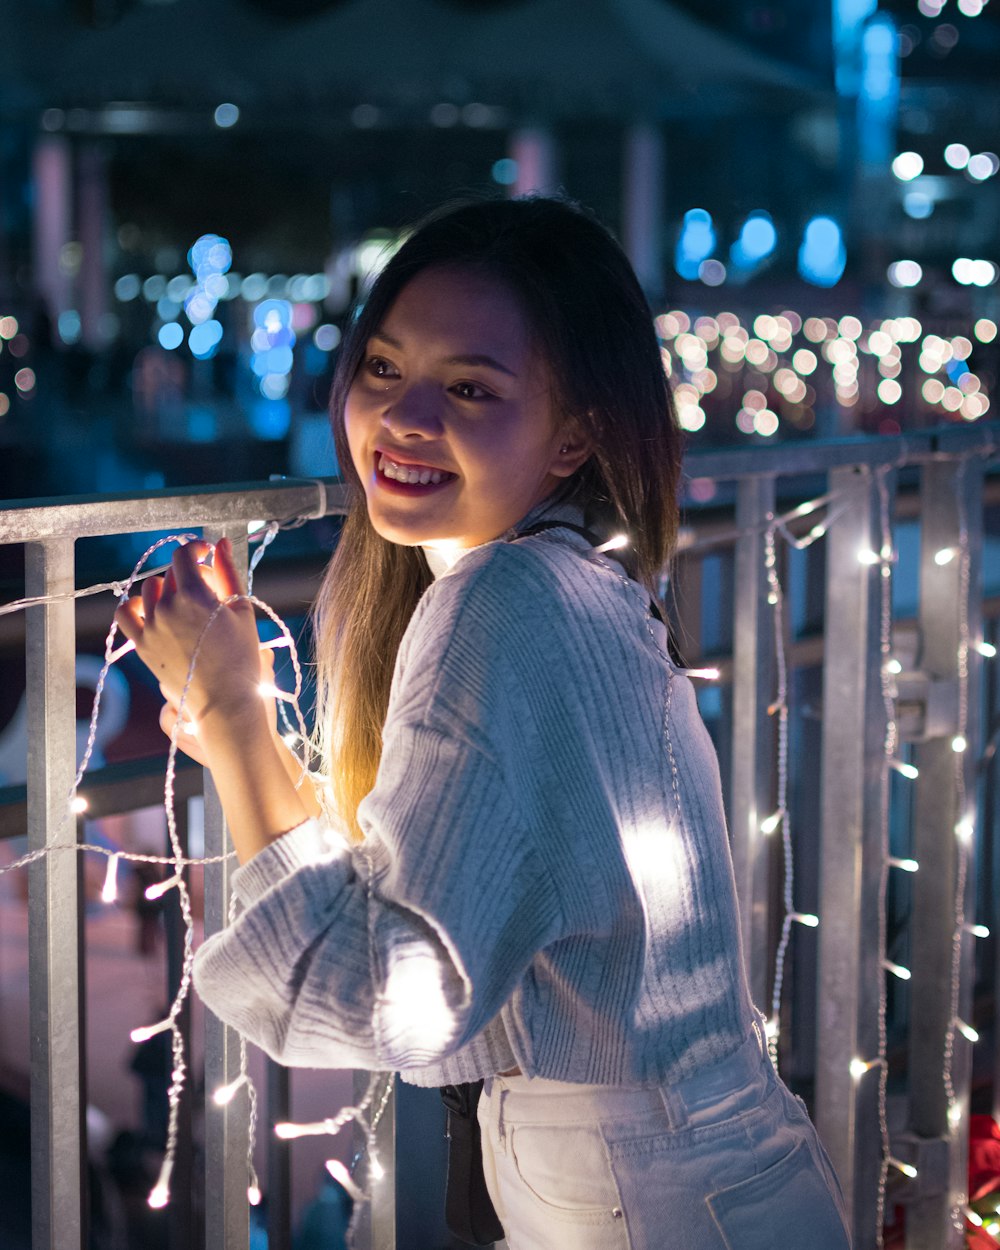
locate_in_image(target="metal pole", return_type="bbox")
[815,465,887,1249]
[905,457,983,1249]
[351,1071,396,1250]
[729,475,777,1012]
[202,524,250,1250]
[26,537,85,1250]
[266,1061,292,1250]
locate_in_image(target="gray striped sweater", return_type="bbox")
[192,523,756,1087]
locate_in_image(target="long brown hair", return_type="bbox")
[313,196,682,840]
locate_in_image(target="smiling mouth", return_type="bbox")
[376,453,458,486]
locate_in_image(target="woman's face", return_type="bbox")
[345,265,586,550]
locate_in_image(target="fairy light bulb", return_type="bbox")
[858,548,880,566]
[976,640,997,658]
[790,912,819,928]
[594,533,629,554]
[684,666,721,680]
[889,760,919,779]
[887,658,903,675]
[888,1156,918,1179]
[934,547,956,566]
[71,795,88,814]
[949,1102,964,1129]
[131,1017,173,1044]
[213,1074,248,1106]
[952,735,968,753]
[888,856,919,873]
[282,732,300,747]
[369,1155,385,1182]
[850,1057,878,1080]
[883,960,911,981]
[145,873,182,901]
[956,818,974,843]
[247,1183,262,1206]
[967,923,990,938]
[101,853,120,903]
[956,1018,980,1043]
[966,1207,984,1228]
[760,810,784,835]
[148,1159,173,1208]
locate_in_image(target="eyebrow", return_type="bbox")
[370,331,519,378]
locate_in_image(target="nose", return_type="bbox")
[381,382,443,440]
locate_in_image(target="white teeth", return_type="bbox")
[378,454,449,486]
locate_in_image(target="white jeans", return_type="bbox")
[477,1029,851,1250]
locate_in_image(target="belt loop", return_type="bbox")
[496,1086,509,1151]
[656,1083,685,1130]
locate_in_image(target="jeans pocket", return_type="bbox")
[707,1137,852,1250]
[506,1122,625,1227]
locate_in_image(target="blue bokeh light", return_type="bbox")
[798,216,847,287]
[675,210,716,281]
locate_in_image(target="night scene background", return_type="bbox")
[0,2,999,1249]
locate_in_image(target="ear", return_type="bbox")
[549,421,593,479]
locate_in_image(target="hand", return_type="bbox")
[115,538,265,736]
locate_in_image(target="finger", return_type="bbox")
[141,574,163,622]
[211,536,245,600]
[114,597,145,643]
[159,701,206,765]
[171,542,216,600]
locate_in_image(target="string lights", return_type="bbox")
[0,513,388,1219]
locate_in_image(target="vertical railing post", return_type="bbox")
[815,465,887,1249]
[730,474,778,1011]
[904,457,983,1249]
[26,537,85,1250]
[352,1072,397,1250]
[201,525,251,1250]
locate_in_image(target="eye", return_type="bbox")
[364,355,399,380]
[450,380,494,401]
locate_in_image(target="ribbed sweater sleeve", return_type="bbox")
[192,544,569,1071]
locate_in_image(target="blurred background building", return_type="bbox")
[0,0,997,504]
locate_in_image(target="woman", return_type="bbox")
[116,197,851,1249]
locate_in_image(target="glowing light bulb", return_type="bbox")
[889,760,919,780]
[850,1057,877,1080]
[282,732,300,747]
[148,1183,170,1210]
[325,1159,366,1204]
[260,635,292,651]
[986,1221,999,1238]
[370,1155,385,1181]
[247,1184,262,1206]
[595,533,629,554]
[213,1075,248,1106]
[976,641,997,658]
[760,810,783,835]
[145,873,182,901]
[274,1122,299,1140]
[101,853,120,903]
[956,1019,980,1043]
[887,658,903,675]
[790,912,819,927]
[952,735,968,753]
[884,960,911,981]
[131,1018,173,1044]
[889,857,919,873]
[956,818,974,842]
[934,547,956,566]
[148,1160,173,1208]
[858,549,880,566]
[949,1102,964,1129]
[684,666,721,680]
[259,681,295,703]
[71,795,88,814]
[966,1208,984,1228]
[967,924,990,938]
[888,1156,918,1179]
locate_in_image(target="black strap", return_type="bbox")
[440,1082,505,1245]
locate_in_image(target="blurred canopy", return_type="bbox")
[2,0,828,124]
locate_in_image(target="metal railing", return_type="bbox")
[1,422,998,1250]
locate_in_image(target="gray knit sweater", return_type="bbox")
[192,523,756,1087]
